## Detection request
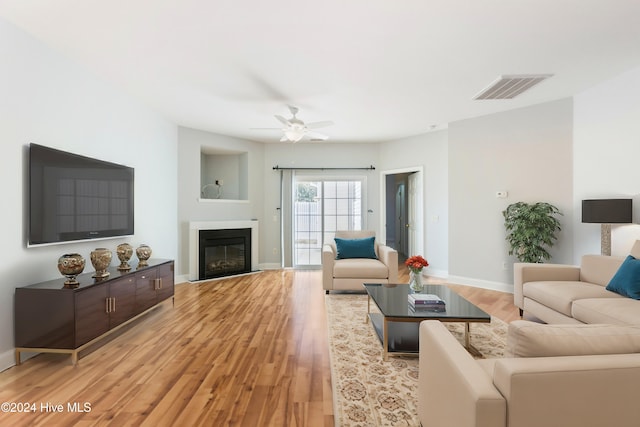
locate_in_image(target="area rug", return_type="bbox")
[325,294,507,427]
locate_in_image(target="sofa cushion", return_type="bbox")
[606,255,640,299]
[579,254,625,286]
[506,320,640,357]
[334,236,377,259]
[333,258,388,279]
[523,281,618,316]
[572,298,640,325]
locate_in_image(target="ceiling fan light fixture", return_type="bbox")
[284,128,304,142]
[253,105,333,142]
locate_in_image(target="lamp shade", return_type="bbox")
[582,199,632,224]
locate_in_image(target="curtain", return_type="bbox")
[280,169,294,267]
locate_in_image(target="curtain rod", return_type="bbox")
[272,165,375,171]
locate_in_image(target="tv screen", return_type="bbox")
[28,143,134,246]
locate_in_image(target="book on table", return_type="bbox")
[408,293,446,311]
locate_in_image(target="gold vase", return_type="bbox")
[90,248,112,279]
[58,253,86,287]
[116,243,134,271]
[136,244,152,267]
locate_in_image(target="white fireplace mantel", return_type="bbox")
[188,220,259,281]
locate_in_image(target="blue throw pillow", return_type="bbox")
[334,236,378,260]
[606,255,640,299]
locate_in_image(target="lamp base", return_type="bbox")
[601,223,611,256]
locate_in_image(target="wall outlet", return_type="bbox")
[502,261,508,270]
[272,247,277,255]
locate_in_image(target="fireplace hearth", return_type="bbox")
[199,228,251,280]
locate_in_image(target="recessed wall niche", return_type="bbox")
[200,147,249,201]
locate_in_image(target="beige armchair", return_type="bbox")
[322,230,398,293]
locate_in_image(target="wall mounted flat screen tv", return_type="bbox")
[28,143,134,246]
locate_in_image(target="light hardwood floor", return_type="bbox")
[0,267,519,426]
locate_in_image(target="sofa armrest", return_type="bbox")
[513,263,580,310]
[493,354,640,427]
[419,321,506,427]
[377,244,398,283]
[322,244,336,290]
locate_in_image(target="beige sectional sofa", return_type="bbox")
[514,240,640,324]
[418,241,640,426]
[418,320,640,427]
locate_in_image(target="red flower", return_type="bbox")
[405,255,429,273]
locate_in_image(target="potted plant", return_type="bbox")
[503,202,562,263]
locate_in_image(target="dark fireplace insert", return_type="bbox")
[198,228,251,280]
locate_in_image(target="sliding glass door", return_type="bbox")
[293,178,364,267]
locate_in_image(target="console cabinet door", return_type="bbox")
[156,262,175,302]
[109,276,136,328]
[75,283,109,347]
[135,269,158,313]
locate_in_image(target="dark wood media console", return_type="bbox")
[14,259,174,365]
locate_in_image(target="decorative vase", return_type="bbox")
[136,244,152,267]
[409,269,423,292]
[90,248,112,279]
[57,253,85,287]
[116,243,134,271]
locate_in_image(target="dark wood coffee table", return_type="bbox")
[363,283,491,360]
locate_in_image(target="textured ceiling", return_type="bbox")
[2,0,640,143]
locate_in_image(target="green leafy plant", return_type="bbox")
[503,202,562,263]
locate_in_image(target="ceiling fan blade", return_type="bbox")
[250,127,282,130]
[280,135,290,142]
[275,115,291,126]
[306,120,334,129]
[306,131,329,141]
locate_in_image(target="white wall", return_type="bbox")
[379,131,449,277]
[177,127,265,274]
[573,65,640,260]
[448,99,574,291]
[0,18,178,370]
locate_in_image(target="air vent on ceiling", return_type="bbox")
[473,74,553,100]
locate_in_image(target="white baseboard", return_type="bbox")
[258,263,281,270]
[175,273,190,284]
[0,349,18,373]
[424,268,448,279]
[447,275,514,294]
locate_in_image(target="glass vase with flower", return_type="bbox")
[405,255,429,292]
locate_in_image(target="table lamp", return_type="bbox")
[582,199,632,256]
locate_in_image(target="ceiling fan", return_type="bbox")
[252,105,334,142]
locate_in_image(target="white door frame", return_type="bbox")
[379,166,424,256]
